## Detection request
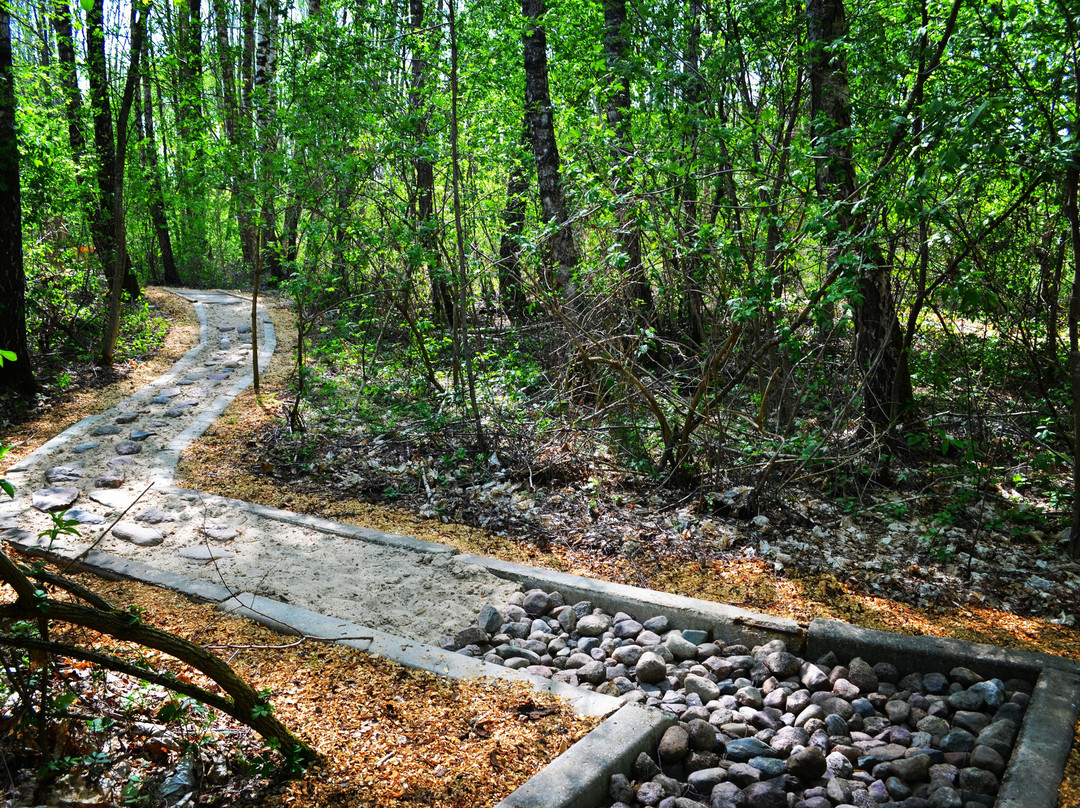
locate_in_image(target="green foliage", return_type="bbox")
[37,510,81,551]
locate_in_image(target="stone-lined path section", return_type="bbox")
[0,289,519,644]
[1,289,1077,808]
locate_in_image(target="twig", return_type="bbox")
[63,482,155,574]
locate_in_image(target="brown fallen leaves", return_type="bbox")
[22,574,598,808]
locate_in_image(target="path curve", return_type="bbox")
[0,289,519,644]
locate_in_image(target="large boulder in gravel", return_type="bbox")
[576,614,611,637]
[635,651,668,683]
[786,745,826,780]
[658,725,689,764]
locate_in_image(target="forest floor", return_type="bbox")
[1,287,1078,806]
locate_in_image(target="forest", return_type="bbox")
[0,0,1076,589]
[0,0,1079,801]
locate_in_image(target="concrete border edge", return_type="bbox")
[494,703,675,808]
[458,553,804,651]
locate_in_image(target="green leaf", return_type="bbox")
[963,101,989,131]
[0,349,15,366]
[79,0,93,12]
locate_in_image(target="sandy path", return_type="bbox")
[0,290,518,644]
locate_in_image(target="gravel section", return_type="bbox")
[454,590,1031,808]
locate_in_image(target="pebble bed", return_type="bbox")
[446,589,1030,808]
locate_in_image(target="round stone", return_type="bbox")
[684,674,720,704]
[522,590,553,616]
[576,614,611,637]
[635,651,667,684]
[658,725,689,764]
[112,523,164,547]
[665,631,699,661]
[685,718,717,751]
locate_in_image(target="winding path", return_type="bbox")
[0,289,518,645]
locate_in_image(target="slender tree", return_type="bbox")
[410,0,453,324]
[86,0,140,299]
[602,0,653,327]
[140,48,180,285]
[806,0,914,426]
[99,1,149,365]
[0,2,33,394]
[212,0,256,266]
[522,0,583,318]
[497,126,530,325]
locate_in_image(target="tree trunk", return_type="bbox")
[255,0,282,279]
[176,0,209,273]
[603,0,653,328]
[141,57,180,285]
[1068,164,1080,557]
[498,125,529,325]
[806,0,913,427]
[99,3,148,365]
[410,0,452,325]
[522,0,582,318]
[0,4,34,394]
[50,0,84,158]
[212,0,256,267]
[86,0,140,301]
[680,0,706,345]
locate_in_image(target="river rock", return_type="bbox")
[200,526,239,542]
[576,614,611,636]
[91,425,121,436]
[684,674,720,704]
[65,509,106,524]
[115,441,142,456]
[658,725,689,764]
[741,781,786,808]
[115,412,139,424]
[94,471,125,489]
[136,507,176,524]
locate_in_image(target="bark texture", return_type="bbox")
[603,0,653,327]
[522,0,582,317]
[806,0,913,426]
[0,4,33,394]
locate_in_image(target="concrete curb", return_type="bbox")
[217,591,621,718]
[806,617,1080,678]
[997,667,1080,808]
[458,554,804,650]
[494,704,675,808]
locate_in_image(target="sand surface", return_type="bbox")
[1,290,519,645]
